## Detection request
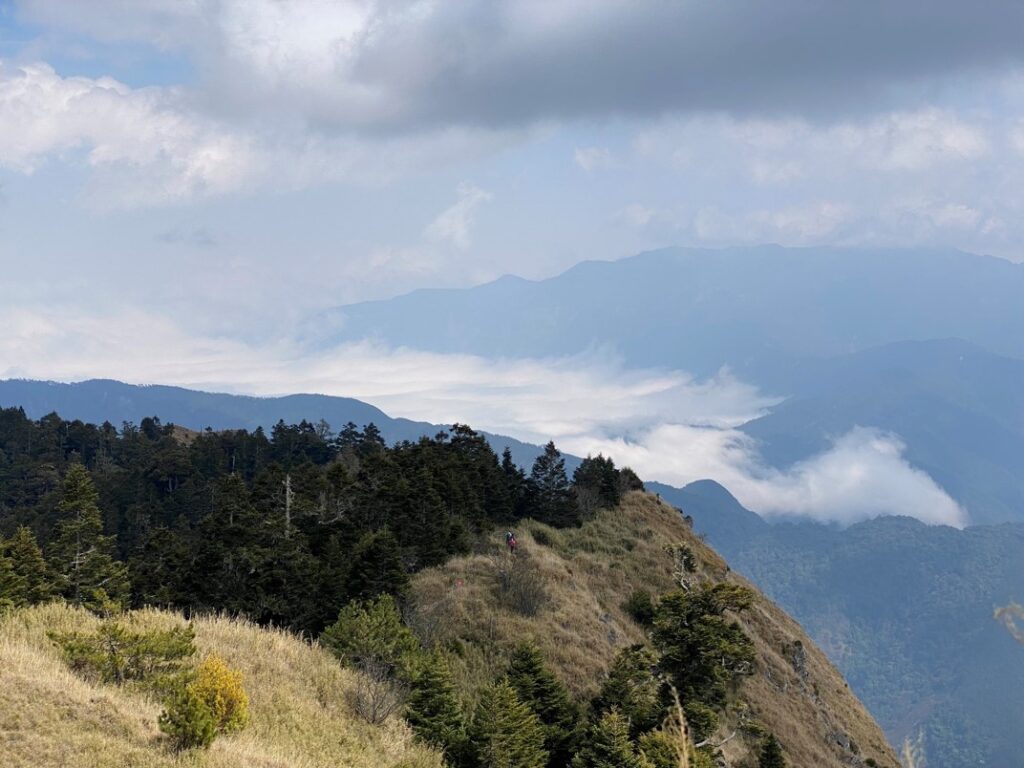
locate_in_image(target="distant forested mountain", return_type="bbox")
[651,479,1024,768]
[0,378,555,471]
[320,246,1024,378]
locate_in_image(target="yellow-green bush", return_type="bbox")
[189,653,249,734]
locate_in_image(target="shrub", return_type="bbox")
[495,554,548,616]
[351,659,409,725]
[50,620,195,692]
[159,683,216,751]
[321,593,420,673]
[623,589,656,626]
[189,654,250,734]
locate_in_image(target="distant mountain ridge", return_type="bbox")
[0,378,559,471]
[321,245,1024,378]
[650,479,1024,768]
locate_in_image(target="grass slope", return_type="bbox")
[410,491,898,768]
[0,603,441,768]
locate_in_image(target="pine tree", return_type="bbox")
[759,734,786,768]
[0,549,25,609]
[49,464,130,612]
[344,528,410,602]
[571,710,648,768]
[6,526,53,605]
[320,593,420,672]
[471,679,548,768]
[405,652,467,761]
[507,643,580,767]
[593,644,665,737]
[528,442,578,528]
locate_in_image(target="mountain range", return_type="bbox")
[317,245,1024,525]
[0,378,556,472]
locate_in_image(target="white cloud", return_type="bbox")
[424,183,492,249]
[0,304,966,527]
[0,62,520,207]
[574,146,612,171]
[564,425,967,528]
[0,63,257,205]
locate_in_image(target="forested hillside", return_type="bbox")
[652,480,1024,768]
[0,407,896,767]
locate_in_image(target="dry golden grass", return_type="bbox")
[410,491,900,768]
[0,603,442,768]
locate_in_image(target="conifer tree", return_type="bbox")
[651,583,756,709]
[593,644,664,737]
[344,528,410,602]
[571,710,648,768]
[0,549,25,609]
[507,643,580,767]
[321,593,420,672]
[49,464,130,612]
[6,526,53,605]
[405,651,467,762]
[528,442,578,528]
[471,679,548,768]
[759,734,786,768]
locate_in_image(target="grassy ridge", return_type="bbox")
[0,604,441,768]
[409,491,899,768]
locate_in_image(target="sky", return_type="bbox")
[0,0,1017,526]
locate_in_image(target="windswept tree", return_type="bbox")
[49,464,129,612]
[651,583,756,711]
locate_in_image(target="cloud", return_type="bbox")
[574,146,612,171]
[424,183,492,249]
[16,0,1024,130]
[0,304,965,527]
[566,425,966,527]
[0,62,521,206]
[0,63,256,205]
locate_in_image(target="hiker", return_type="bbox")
[505,530,518,553]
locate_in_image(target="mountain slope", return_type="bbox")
[0,378,555,470]
[321,245,1024,378]
[408,491,899,768]
[0,602,440,768]
[741,339,1024,524]
[651,480,1024,768]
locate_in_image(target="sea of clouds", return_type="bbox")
[0,306,967,528]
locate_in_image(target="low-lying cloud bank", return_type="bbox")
[567,425,967,528]
[0,306,966,527]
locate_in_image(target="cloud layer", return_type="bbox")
[16,0,1024,129]
[0,305,966,527]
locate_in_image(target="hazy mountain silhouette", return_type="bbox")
[321,245,1024,378]
[650,479,1024,768]
[0,379,558,470]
